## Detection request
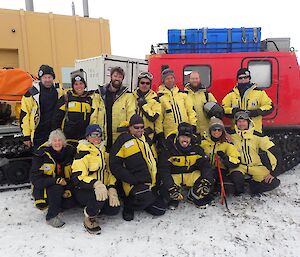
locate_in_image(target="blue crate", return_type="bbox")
[167,27,261,53]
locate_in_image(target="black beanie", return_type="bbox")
[129,114,144,126]
[71,75,86,88]
[178,122,193,137]
[236,68,251,80]
[38,64,55,79]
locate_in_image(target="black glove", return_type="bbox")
[168,184,183,201]
[156,132,167,151]
[248,109,263,117]
[216,151,226,159]
[137,97,147,107]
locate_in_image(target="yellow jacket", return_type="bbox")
[231,125,277,182]
[185,85,217,135]
[156,85,197,138]
[109,133,157,196]
[133,89,161,140]
[20,81,62,141]
[200,133,240,171]
[222,83,273,132]
[71,140,116,189]
[90,85,136,147]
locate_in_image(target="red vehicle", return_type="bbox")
[148,50,300,171]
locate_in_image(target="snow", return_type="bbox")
[0,167,299,257]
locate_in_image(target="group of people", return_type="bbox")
[20,64,281,234]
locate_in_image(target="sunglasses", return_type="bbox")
[140,81,151,85]
[89,132,102,138]
[238,76,250,80]
[212,128,222,132]
[133,125,144,129]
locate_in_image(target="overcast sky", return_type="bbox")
[1,0,299,60]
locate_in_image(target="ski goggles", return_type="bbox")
[238,75,250,80]
[89,132,102,138]
[234,111,250,121]
[138,72,153,81]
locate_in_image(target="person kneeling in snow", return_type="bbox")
[201,117,244,196]
[230,111,280,195]
[31,129,76,228]
[157,122,215,209]
[109,114,166,221]
[71,125,120,235]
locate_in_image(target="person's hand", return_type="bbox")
[137,97,147,107]
[56,177,67,186]
[216,151,226,159]
[93,181,108,201]
[168,185,183,201]
[248,109,263,117]
[108,187,120,207]
[63,190,72,198]
[23,140,32,147]
[264,173,274,184]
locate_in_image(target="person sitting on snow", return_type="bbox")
[157,122,215,209]
[229,111,280,195]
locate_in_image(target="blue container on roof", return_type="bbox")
[167,27,261,53]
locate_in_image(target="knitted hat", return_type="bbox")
[178,122,193,137]
[38,64,55,79]
[236,68,251,80]
[129,114,144,126]
[161,68,175,83]
[209,117,225,132]
[71,75,86,88]
[85,124,102,137]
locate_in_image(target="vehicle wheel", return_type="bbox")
[4,161,30,184]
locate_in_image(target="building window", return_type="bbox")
[183,65,211,88]
[248,60,272,88]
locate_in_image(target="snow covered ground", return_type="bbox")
[0,167,299,257]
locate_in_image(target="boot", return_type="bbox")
[46,215,65,228]
[83,207,101,235]
[122,207,134,221]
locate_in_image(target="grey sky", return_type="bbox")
[1,0,299,59]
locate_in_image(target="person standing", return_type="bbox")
[156,69,197,145]
[222,68,273,132]
[53,74,93,146]
[185,71,221,136]
[91,67,135,151]
[20,64,59,150]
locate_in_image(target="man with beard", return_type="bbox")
[20,64,59,150]
[91,67,135,151]
[222,68,273,132]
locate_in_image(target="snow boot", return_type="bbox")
[46,216,65,228]
[83,207,101,235]
[122,207,134,221]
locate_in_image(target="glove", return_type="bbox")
[93,181,108,202]
[137,97,147,107]
[216,151,226,159]
[56,177,67,186]
[63,190,72,198]
[248,109,263,117]
[156,132,167,151]
[168,185,184,201]
[108,187,120,207]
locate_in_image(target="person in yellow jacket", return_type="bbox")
[71,124,120,235]
[185,71,221,136]
[133,71,161,145]
[31,129,76,228]
[109,114,166,221]
[201,117,244,195]
[229,111,280,195]
[20,65,60,150]
[90,67,135,151]
[157,122,215,209]
[222,68,273,132]
[156,69,197,146]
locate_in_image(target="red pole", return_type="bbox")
[215,154,229,210]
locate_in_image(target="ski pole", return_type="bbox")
[215,154,229,210]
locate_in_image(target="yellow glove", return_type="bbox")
[93,181,108,202]
[108,187,120,207]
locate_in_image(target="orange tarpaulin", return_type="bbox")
[0,68,34,101]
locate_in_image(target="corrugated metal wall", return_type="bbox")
[0,8,111,82]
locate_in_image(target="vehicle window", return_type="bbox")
[183,65,211,88]
[248,60,272,88]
